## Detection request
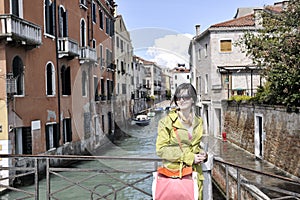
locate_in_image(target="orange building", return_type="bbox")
[0,0,115,158]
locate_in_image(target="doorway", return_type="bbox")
[254,114,264,159]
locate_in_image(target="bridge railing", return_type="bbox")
[0,154,299,200]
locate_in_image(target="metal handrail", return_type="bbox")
[213,157,300,200]
[0,154,299,200]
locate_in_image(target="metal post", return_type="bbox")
[202,153,213,200]
[226,165,229,200]
[237,168,241,200]
[34,158,39,200]
[46,158,50,200]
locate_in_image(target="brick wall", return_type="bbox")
[222,101,300,177]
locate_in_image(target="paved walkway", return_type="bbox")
[204,136,300,199]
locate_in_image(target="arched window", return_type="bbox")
[61,65,71,95]
[82,70,87,96]
[12,56,24,96]
[46,62,55,96]
[44,0,55,35]
[80,19,86,47]
[58,5,68,37]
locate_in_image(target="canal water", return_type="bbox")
[1,111,224,199]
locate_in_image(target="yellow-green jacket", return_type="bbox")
[156,110,204,180]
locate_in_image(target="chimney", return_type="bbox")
[195,25,201,36]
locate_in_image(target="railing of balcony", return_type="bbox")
[79,46,97,62]
[0,14,41,45]
[57,37,79,57]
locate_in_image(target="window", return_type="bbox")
[11,0,23,17]
[63,118,72,143]
[12,56,24,96]
[99,44,103,66]
[84,113,91,138]
[58,6,68,37]
[82,70,87,96]
[45,0,55,36]
[106,49,112,68]
[45,123,59,150]
[15,127,32,154]
[92,39,96,49]
[108,112,112,135]
[99,10,103,29]
[61,65,71,95]
[205,44,208,57]
[122,83,126,95]
[101,78,105,99]
[94,76,99,101]
[105,17,110,35]
[175,75,177,80]
[92,1,96,23]
[205,74,208,94]
[120,40,123,52]
[80,0,86,6]
[101,114,105,133]
[107,79,111,100]
[46,62,55,96]
[116,36,119,48]
[80,19,86,47]
[220,40,232,52]
[197,49,201,60]
[187,75,190,80]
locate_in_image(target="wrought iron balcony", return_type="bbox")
[0,14,41,47]
[57,37,79,59]
[79,46,97,63]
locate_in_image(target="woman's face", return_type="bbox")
[176,89,193,111]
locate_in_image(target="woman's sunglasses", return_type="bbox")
[176,95,192,101]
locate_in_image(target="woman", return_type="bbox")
[156,83,207,200]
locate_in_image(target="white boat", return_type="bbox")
[132,115,151,126]
[147,112,156,117]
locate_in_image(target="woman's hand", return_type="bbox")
[193,152,207,164]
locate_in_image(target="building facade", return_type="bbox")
[0,0,116,163]
[189,3,285,138]
[170,64,191,95]
[114,14,134,128]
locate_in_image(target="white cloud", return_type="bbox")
[146,34,193,69]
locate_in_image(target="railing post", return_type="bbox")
[202,153,214,200]
[34,158,39,200]
[46,158,50,200]
[226,165,229,200]
[237,168,241,200]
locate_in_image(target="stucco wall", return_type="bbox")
[222,101,300,177]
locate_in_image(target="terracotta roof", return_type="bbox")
[211,14,255,28]
[265,5,283,13]
[172,67,190,73]
[210,2,284,28]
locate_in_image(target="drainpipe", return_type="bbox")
[54,0,62,140]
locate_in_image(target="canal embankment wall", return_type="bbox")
[221,101,299,178]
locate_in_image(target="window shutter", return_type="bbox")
[58,8,62,37]
[51,2,56,35]
[64,11,68,37]
[220,40,232,52]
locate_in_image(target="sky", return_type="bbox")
[115,0,279,68]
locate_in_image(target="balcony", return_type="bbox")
[0,14,41,47]
[57,37,79,59]
[79,46,97,63]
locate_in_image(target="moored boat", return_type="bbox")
[132,115,151,126]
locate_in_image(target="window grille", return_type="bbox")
[6,73,17,94]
